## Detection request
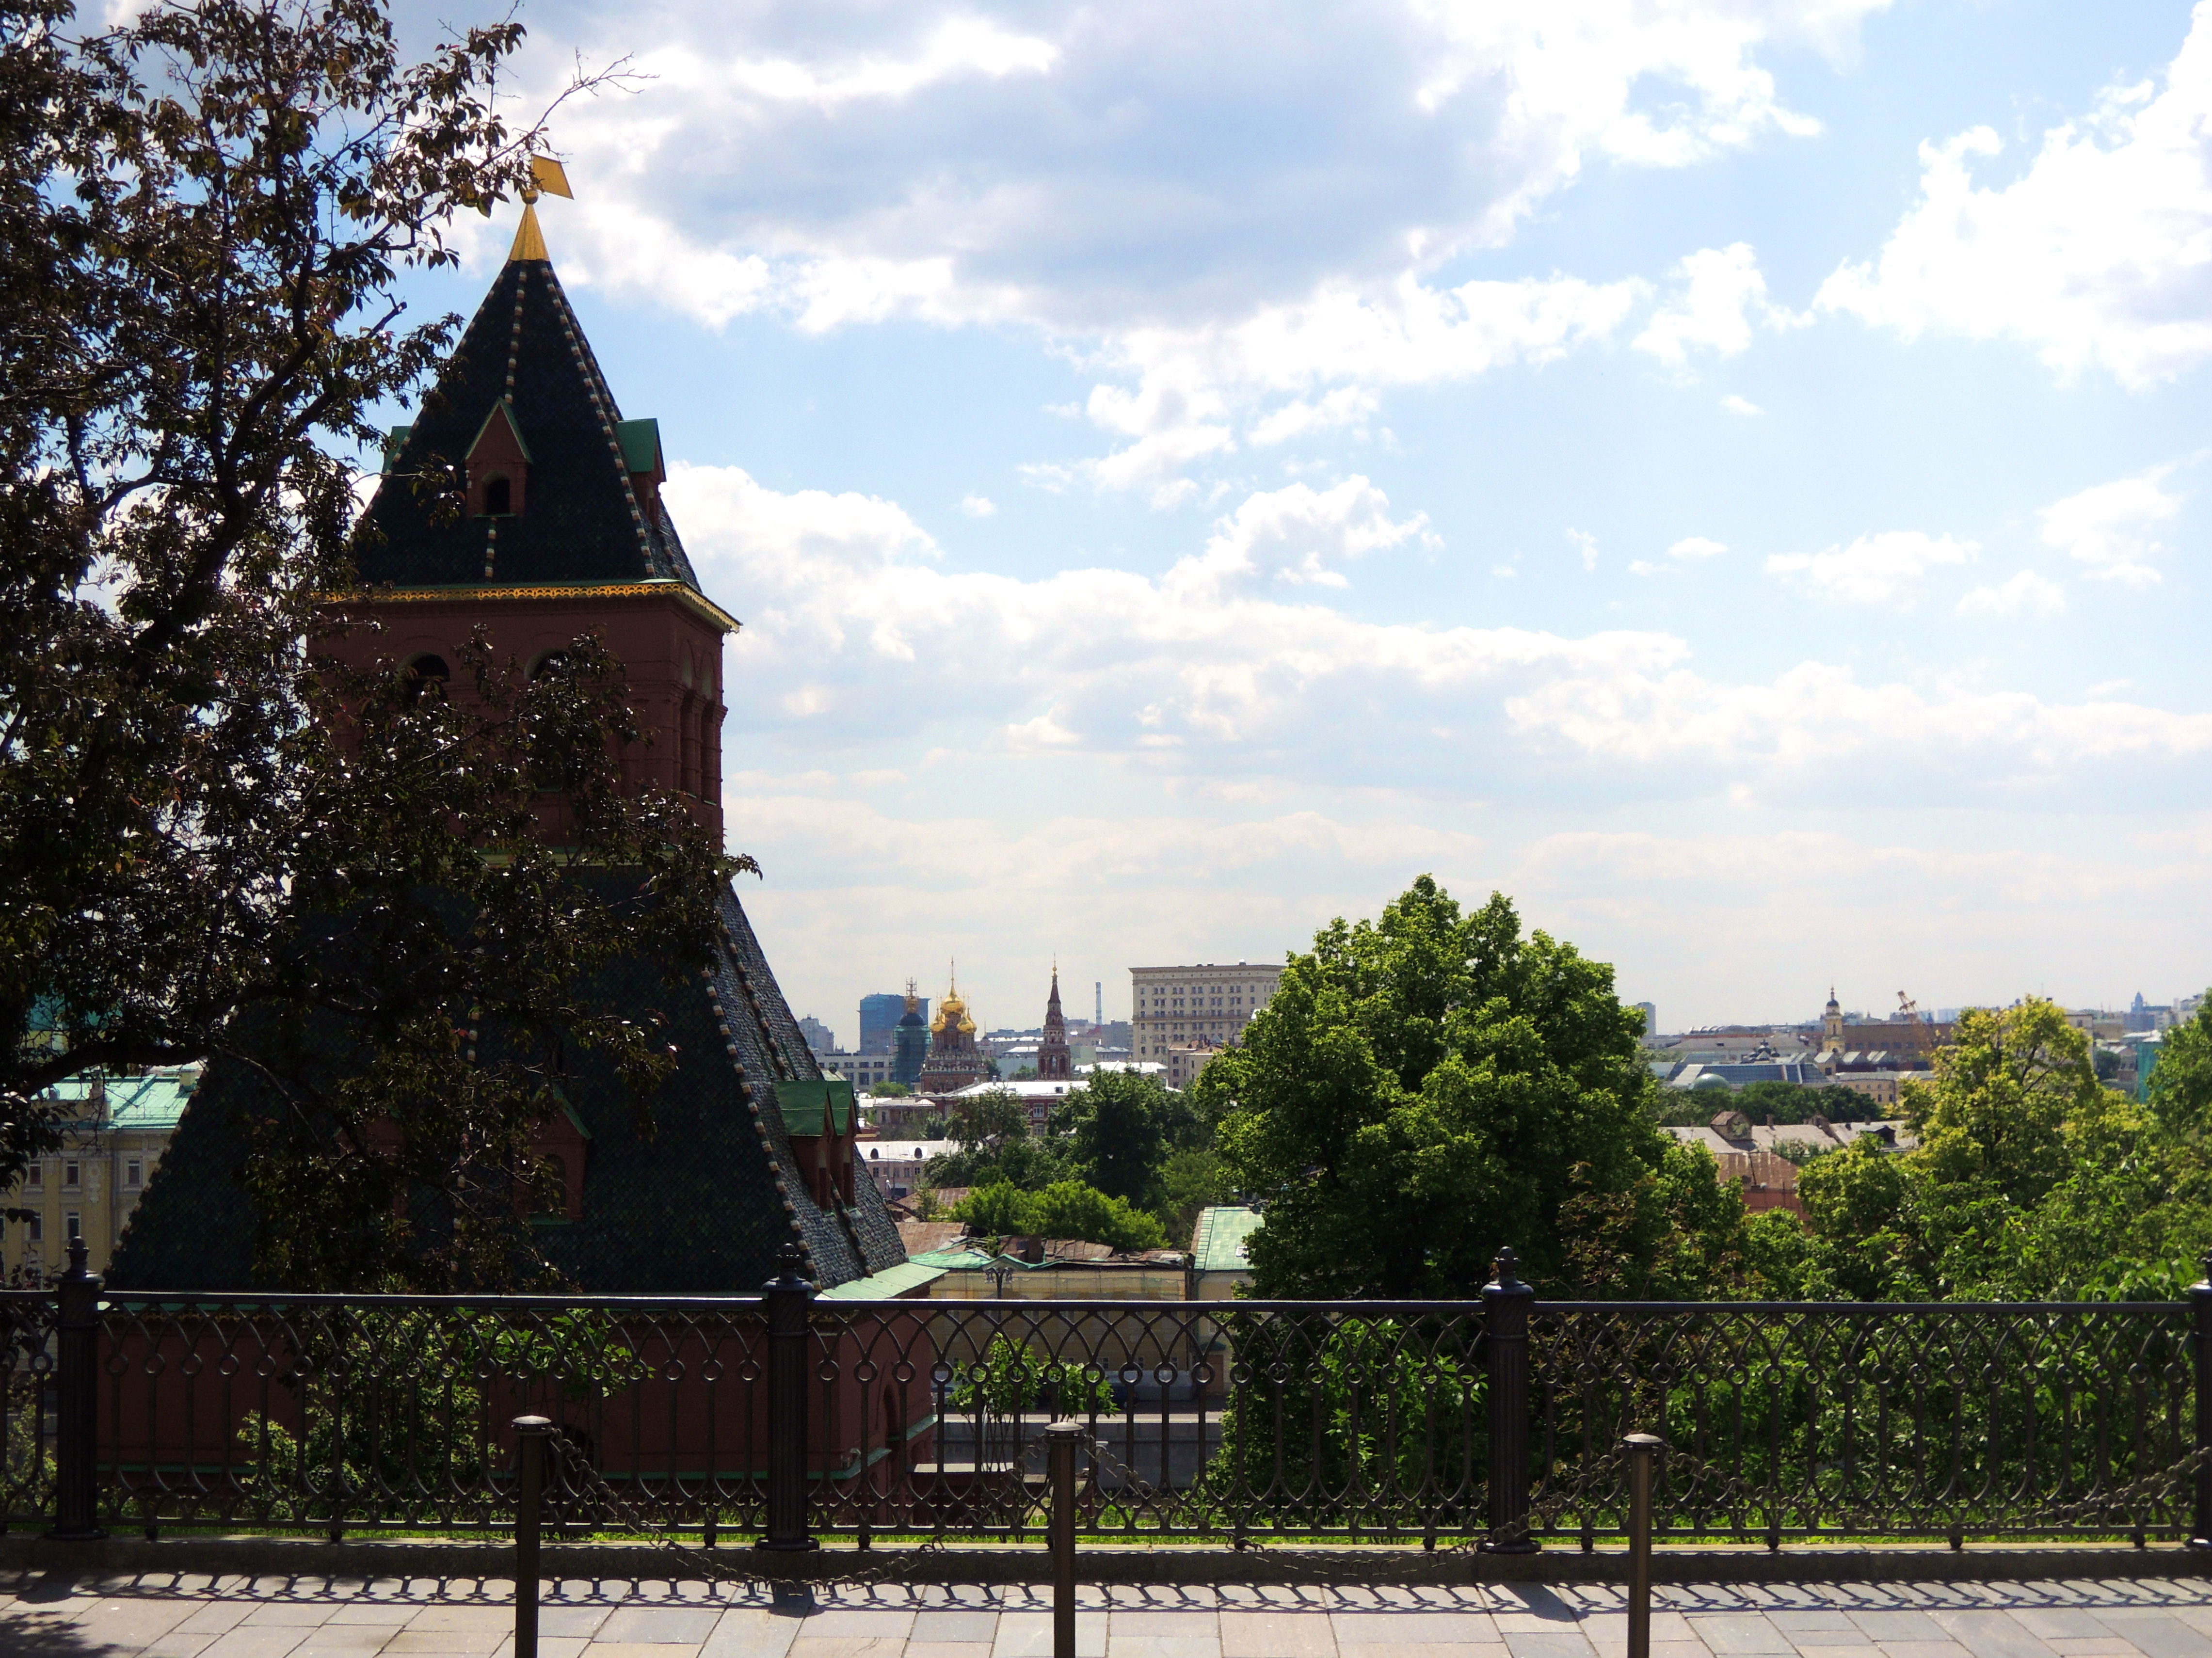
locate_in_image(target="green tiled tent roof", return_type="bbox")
[108,882,909,1294]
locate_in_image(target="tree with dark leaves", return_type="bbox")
[0,0,737,1289]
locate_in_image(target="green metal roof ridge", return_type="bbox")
[615,417,661,476]
[1191,1204,1261,1274]
[817,1259,946,1299]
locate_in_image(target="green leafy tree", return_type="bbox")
[1158,1145,1232,1247]
[1055,1068,1183,1205]
[922,1088,1074,1192]
[2146,993,2212,1147]
[1787,1000,2212,1300]
[1555,1139,1761,1299]
[951,1179,1166,1253]
[1196,877,1670,1298]
[0,0,728,1289]
[1904,1000,2090,1207]
[951,1180,1035,1237]
[1027,1180,1167,1253]
[950,1334,1116,1419]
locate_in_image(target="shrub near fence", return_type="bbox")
[5,1239,2211,1552]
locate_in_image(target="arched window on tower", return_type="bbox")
[402,654,451,702]
[480,474,512,516]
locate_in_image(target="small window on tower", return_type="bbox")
[482,474,512,516]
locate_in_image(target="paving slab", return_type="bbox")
[41,1571,2212,1658]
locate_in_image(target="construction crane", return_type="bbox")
[1896,991,1921,1023]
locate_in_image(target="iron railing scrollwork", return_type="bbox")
[3,1244,2206,1553]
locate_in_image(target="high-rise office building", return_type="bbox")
[860,991,925,1054]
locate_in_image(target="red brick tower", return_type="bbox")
[326,200,730,843]
[1038,965,1072,1081]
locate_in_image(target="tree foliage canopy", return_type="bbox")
[950,1179,1166,1254]
[1196,877,1680,1298]
[1763,999,2212,1301]
[0,0,730,1289]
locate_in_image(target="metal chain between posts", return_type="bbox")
[1522,1441,2212,1545]
[526,1425,2212,1590]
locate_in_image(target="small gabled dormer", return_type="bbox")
[616,418,664,519]
[466,399,531,518]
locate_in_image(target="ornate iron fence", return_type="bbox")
[5,1239,2209,1553]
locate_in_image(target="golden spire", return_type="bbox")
[507,156,572,264]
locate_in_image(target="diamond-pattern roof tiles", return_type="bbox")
[354,253,697,590]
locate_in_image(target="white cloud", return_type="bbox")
[514,1,1892,494]
[1634,243,1792,364]
[1174,477,1439,593]
[537,2,1886,333]
[1249,388,1380,447]
[1567,528,1599,571]
[1817,5,2212,386]
[667,463,2211,799]
[1958,571,2068,619]
[1504,658,2212,772]
[1010,271,1641,498]
[1720,394,1764,416]
[706,17,1059,110]
[2038,468,2182,585]
[958,493,999,518]
[1763,530,1977,605]
[1629,535,1727,576]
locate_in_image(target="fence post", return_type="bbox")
[513,1416,553,1658]
[1622,1434,1663,1658]
[2192,1254,2212,1551]
[1480,1246,1539,1554]
[47,1235,105,1541]
[759,1242,818,1553]
[1046,1423,1084,1658]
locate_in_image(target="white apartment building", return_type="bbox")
[1130,961,1283,1062]
[822,1051,901,1088]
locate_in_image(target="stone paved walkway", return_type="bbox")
[2,1570,2208,1658]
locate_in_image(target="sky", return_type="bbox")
[383,0,2212,1038]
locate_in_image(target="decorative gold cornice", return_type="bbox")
[324,580,739,634]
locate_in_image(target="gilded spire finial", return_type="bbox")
[508,155,573,264]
